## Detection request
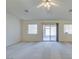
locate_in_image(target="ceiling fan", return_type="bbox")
[37,0,58,10]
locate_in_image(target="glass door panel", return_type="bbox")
[43,25,50,41]
[51,25,56,41]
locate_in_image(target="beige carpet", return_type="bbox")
[6,42,72,59]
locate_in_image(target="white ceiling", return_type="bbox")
[6,0,72,20]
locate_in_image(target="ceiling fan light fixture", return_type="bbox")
[37,0,58,10]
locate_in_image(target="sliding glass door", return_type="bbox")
[43,24,58,42]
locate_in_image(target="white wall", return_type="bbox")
[6,13,21,47]
[21,20,72,42]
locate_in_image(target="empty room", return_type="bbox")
[6,0,72,59]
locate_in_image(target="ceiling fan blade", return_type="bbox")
[50,2,58,6]
[37,3,44,8]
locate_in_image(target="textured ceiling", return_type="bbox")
[6,0,72,20]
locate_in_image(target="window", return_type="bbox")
[64,24,72,34]
[28,24,37,34]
